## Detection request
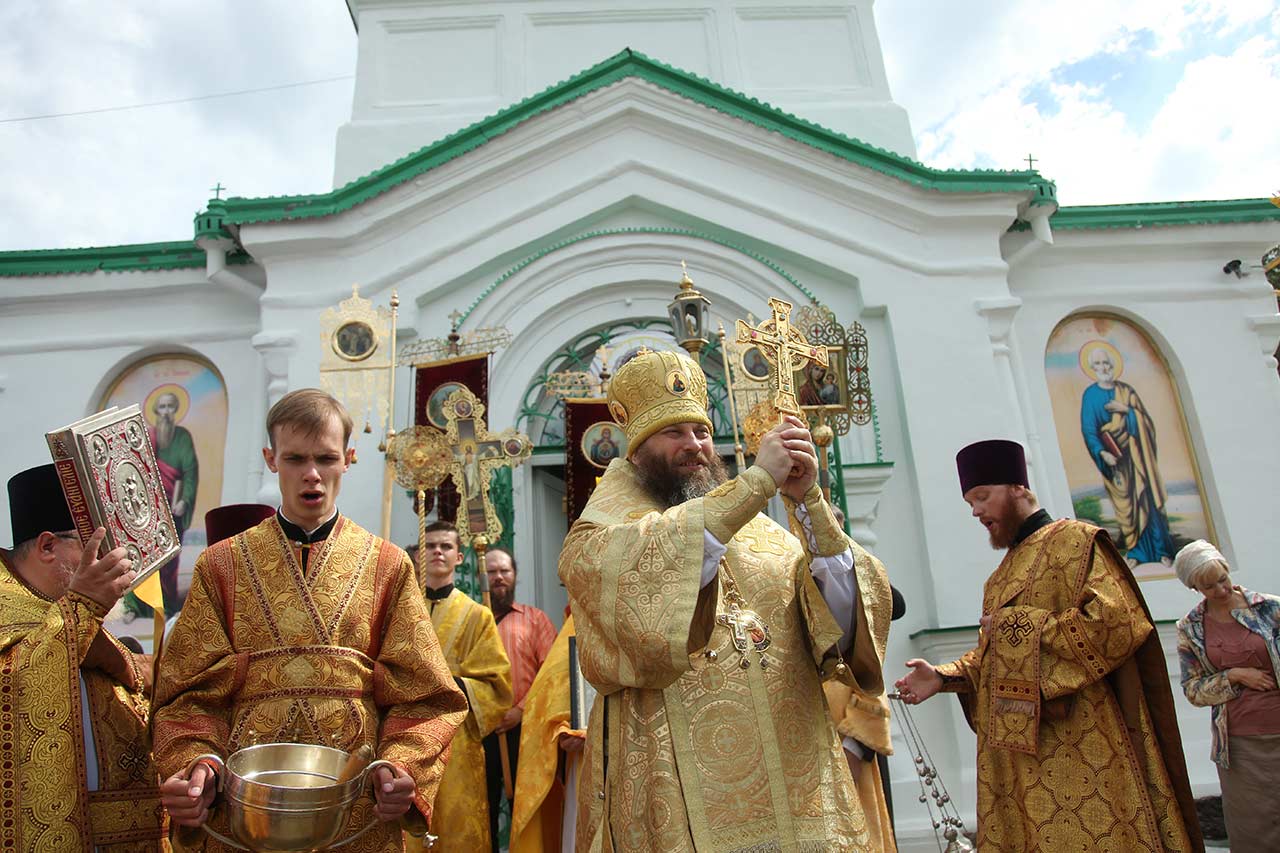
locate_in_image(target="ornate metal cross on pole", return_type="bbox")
[439,386,532,605]
[734,297,829,418]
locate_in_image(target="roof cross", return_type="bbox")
[1024,154,1037,170]
[210,182,226,200]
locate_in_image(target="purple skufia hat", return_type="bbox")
[956,439,1028,495]
[205,503,276,547]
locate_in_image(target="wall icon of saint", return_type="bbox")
[1044,315,1213,580]
[1078,340,1174,568]
[100,354,227,615]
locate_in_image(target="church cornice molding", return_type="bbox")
[215,49,1055,229]
[0,240,254,279]
[1011,198,1280,233]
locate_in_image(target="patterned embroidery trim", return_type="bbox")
[367,540,405,659]
[0,653,18,852]
[246,645,373,664]
[65,588,109,619]
[1061,611,1110,681]
[241,530,286,647]
[326,526,376,645]
[207,539,238,642]
[57,597,94,838]
[237,686,367,702]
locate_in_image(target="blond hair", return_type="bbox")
[266,389,353,448]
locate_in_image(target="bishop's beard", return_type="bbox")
[634,446,730,510]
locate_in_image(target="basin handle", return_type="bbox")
[328,759,438,849]
[171,754,250,851]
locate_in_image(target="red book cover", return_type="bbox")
[45,405,181,592]
[1101,432,1123,460]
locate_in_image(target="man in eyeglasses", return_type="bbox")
[0,463,166,850]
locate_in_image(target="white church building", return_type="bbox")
[3,1,1279,847]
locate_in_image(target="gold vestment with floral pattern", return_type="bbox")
[0,555,166,852]
[935,520,1203,852]
[152,516,467,852]
[560,460,892,853]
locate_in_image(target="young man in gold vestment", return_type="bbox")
[896,439,1203,853]
[406,520,513,853]
[509,614,584,853]
[0,464,167,851]
[154,389,468,852]
[559,348,893,853]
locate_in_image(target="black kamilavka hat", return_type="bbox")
[7,464,75,546]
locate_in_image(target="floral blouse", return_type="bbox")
[1176,586,1280,768]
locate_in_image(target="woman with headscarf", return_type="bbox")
[1174,539,1280,851]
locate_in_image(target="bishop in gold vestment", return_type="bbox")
[1,464,166,852]
[153,514,467,851]
[560,349,892,853]
[898,439,1202,853]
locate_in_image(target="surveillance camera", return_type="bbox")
[1223,259,1244,278]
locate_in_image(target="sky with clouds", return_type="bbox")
[1,1,1276,251]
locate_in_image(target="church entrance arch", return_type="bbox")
[457,227,822,620]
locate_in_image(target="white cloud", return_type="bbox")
[1,2,1276,249]
[0,2,356,250]
[878,0,1280,204]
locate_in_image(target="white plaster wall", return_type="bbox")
[336,0,915,185]
[0,268,265,541]
[1009,223,1280,798]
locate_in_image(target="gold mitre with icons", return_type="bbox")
[607,348,712,450]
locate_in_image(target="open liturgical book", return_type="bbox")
[45,404,180,594]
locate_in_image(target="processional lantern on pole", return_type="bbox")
[668,261,711,354]
[665,263,754,471]
[319,285,399,538]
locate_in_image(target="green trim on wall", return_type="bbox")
[909,624,979,640]
[1011,198,1280,232]
[218,49,1055,227]
[0,241,251,278]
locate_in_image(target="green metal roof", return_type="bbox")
[0,240,250,278]
[218,48,1057,226]
[1011,197,1280,232]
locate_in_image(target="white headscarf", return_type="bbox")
[1173,539,1227,588]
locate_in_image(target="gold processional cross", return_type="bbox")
[716,298,828,670]
[440,386,532,602]
[735,297,829,418]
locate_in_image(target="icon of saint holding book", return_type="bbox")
[1078,340,1175,568]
